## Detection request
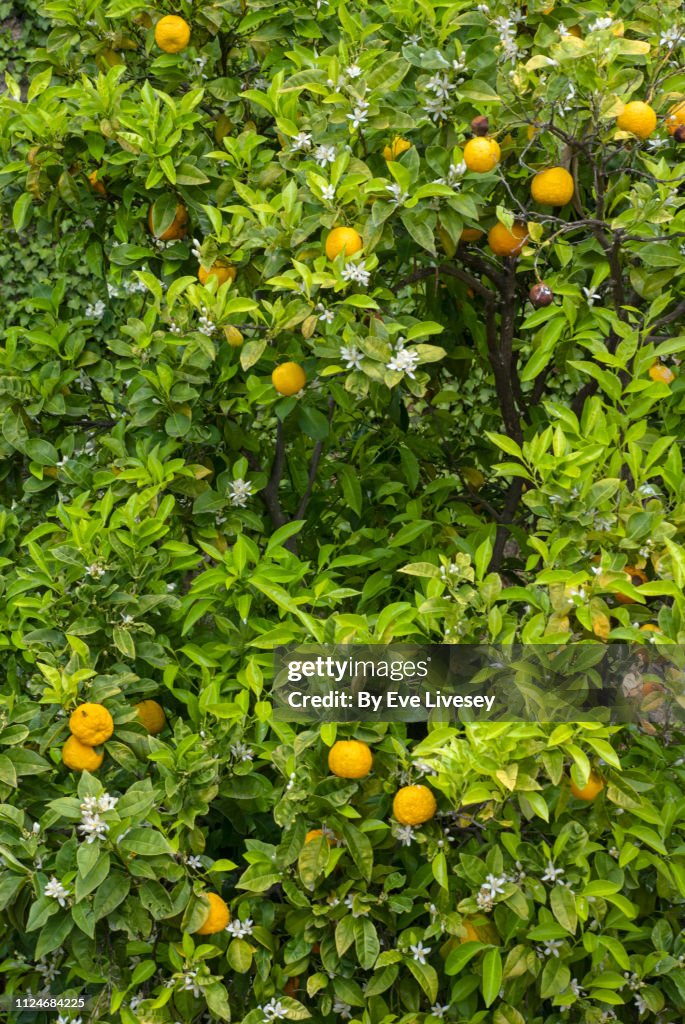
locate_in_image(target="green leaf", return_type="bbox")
[354,917,380,969]
[550,884,577,933]
[407,959,438,1002]
[482,948,502,1007]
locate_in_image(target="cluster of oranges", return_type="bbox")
[61,699,165,771]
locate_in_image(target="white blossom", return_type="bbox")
[291,132,312,152]
[409,941,431,964]
[333,1000,353,1019]
[230,741,255,761]
[386,347,420,379]
[541,860,564,883]
[78,813,109,843]
[340,345,363,370]
[347,99,370,130]
[261,998,287,1022]
[228,478,254,507]
[539,939,563,957]
[316,303,335,323]
[341,261,371,286]
[346,64,362,78]
[660,27,682,49]
[322,184,336,201]
[386,182,409,205]
[186,855,203,869]
[227,917,254,938]
[182,969,201,997]
[430,1005,450,1018]
[396,824,416,846]
[589,17,614,32]
[44,877,70,907]
[314,145,337,166]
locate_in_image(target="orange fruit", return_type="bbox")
[649,362,675,385]
[148,203,189,241]
[666,102,685,136]
[392,785,437,825]
[195,892,230,935]
[570,771,604,801]
[463,137,500,173]
[69,703,114,746]
[460,227,484,243]
[271,362,306,396]
[154,15,191,54]
[615,566,647,604]
[383,136,412,160]
[460,920,481,943]
[487,221,528,257]
[616,101,657,139]
[325,226,363,261]
[88,170,106,196]
[198,262,236,287]
[530,167,574,206]
[328,740,373,779]
[134,699,166,735]
[305,829,334,845]
[62,736,104,772]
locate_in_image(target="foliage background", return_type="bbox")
[2,1,685,1023]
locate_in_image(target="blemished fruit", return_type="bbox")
[154,15,191,54]
[674,125,685,143]
[383,136,412,160]
[570,771,604,801]
[666,102,685,135]
[305,829,334,845]
[62,736,104,772]
[530,167,574,206]
[463,136,500,173]
[460,227,484,243]
[488,221,528,257]
[393,784,437,825]
[470,115,489,137]
[224,325,244,347]
[325,226,363,261]
[88,170,106,196]
[272,362,306,396]
[328,739,373,779]
[195,892,230,935]
[460,920,481,943]
[148,203,189,241]
[649,362,675,384]
[616,566,648,604]
[529,282,554,308]
[135,700,166,735]
[198,263,237,287]
[616,101,657,139]
[69,703,114,746]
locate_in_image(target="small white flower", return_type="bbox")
[314,144,337,166]
[227,917,254,938]
[322,183,336,201]
[333,1000,353,1019]
[291,132,312,151]
[396,824,416,846]
[44,877,70,907]
[182,969,201,997]
[570,978,585,996]
[78,813,109,843]
[186,855,203,869]
[339,345,363,370]
[582,286,601,306]
[341,261,371,286]
[261,998,287,1022]
[426,73,451,99]
[482,873,507,897]
[386,182,409,205]
[230,741,255,761]
[423,96,450,122]
[346,64,362,78]
[634,994,647,1014]
[316,303,335,323]
[589,16,614,32]
[430,1005,450,1018]
[660,27,682,49]
[541,860,565,883]
[386,347,420,379]
[85,563,105,578]
[107,283,119,298]
[347,99,370,129]
[84,300,106,320]
[540,939,563,957]
[409,941,431,965]
[228,478,254,508]
[405,34,422,46]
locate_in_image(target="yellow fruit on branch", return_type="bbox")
[69,703,114,746]
[195,892,230,934]
[62,736,104,772]
[305,828,335,845]
[649,362,675,384]
[88,170,106,197]
[328,739,373,778]
[666,101,685,136]
[148,202,189,241]
[487,221,528,257]
[392,784,437,825]
[383,136,412,160]
[530,167,574,206]
[460,227,484,243]
[570,771,604,801]
[271,362,306,396]
[198,262,237,287]
[615,566,647,604]
[135,699,166,735]
[463,136,501,173]
[459,919,481,943]
[616,101,657,139]
[325,226,363,261]
[154,15,191,54]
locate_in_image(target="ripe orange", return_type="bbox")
[328,739,373,779]
[154,15,191,54]
[617,101,657,139]
[134,700,166,736]
[271,362,306,396]
[198,263,237,287]
[615,566,647,604]
[570,771,604,801]
[530,167,574,206]
[460,920,481,943]
[460,227,484,243]
[392,784,437,825]
[666,102,685,136]
[649,362,675,385]
[62,736,104,772]
[195,892,230,935]
[487,221,528,257]
[148,203,189,241]
[88,170,106,197]
[305,829,334,845]
[325,226,363,261]
[463,137,500,173]
[69,703,114,746]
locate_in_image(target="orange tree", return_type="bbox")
[2,1,685,1023]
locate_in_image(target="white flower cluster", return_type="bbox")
[226,917,254,937]
[386,337,420,379]
[340,345,363,370]
[78,792,117,843]
[341,260,370,286]
[230,741,255,761]
[228,478,254,507]
[433,161,466,189]
[44,877,70,907]
[198,306,216,336]
[261,998,287,1023]
[84,299,106,320]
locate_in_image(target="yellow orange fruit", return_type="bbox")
[666,102,685,136]
[305,829,334,845]
[224,325,244,347]
[617,101,657,139]
[328,739,373,779]
[154,15,191,54]
[148,203,189,241]
[615,566,648,604]
[195,892,230,935]
[88,170,106,197]
[460,920,481,943]
[570,771,604,801]
[649,362,675,385]
[198,262,237,287]
[383,136,412,160]
[325,226,363,261]
[271,362,306,396]
[460,227,484,243]
[62,736,104,772]
[463,137,501,173]
[530,167,574,206]
[392,784,437,825]
[134,699,166,736]
[487,221,528,257]
[69,703,114,746]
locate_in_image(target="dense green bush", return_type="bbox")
[2,1,685,1022]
